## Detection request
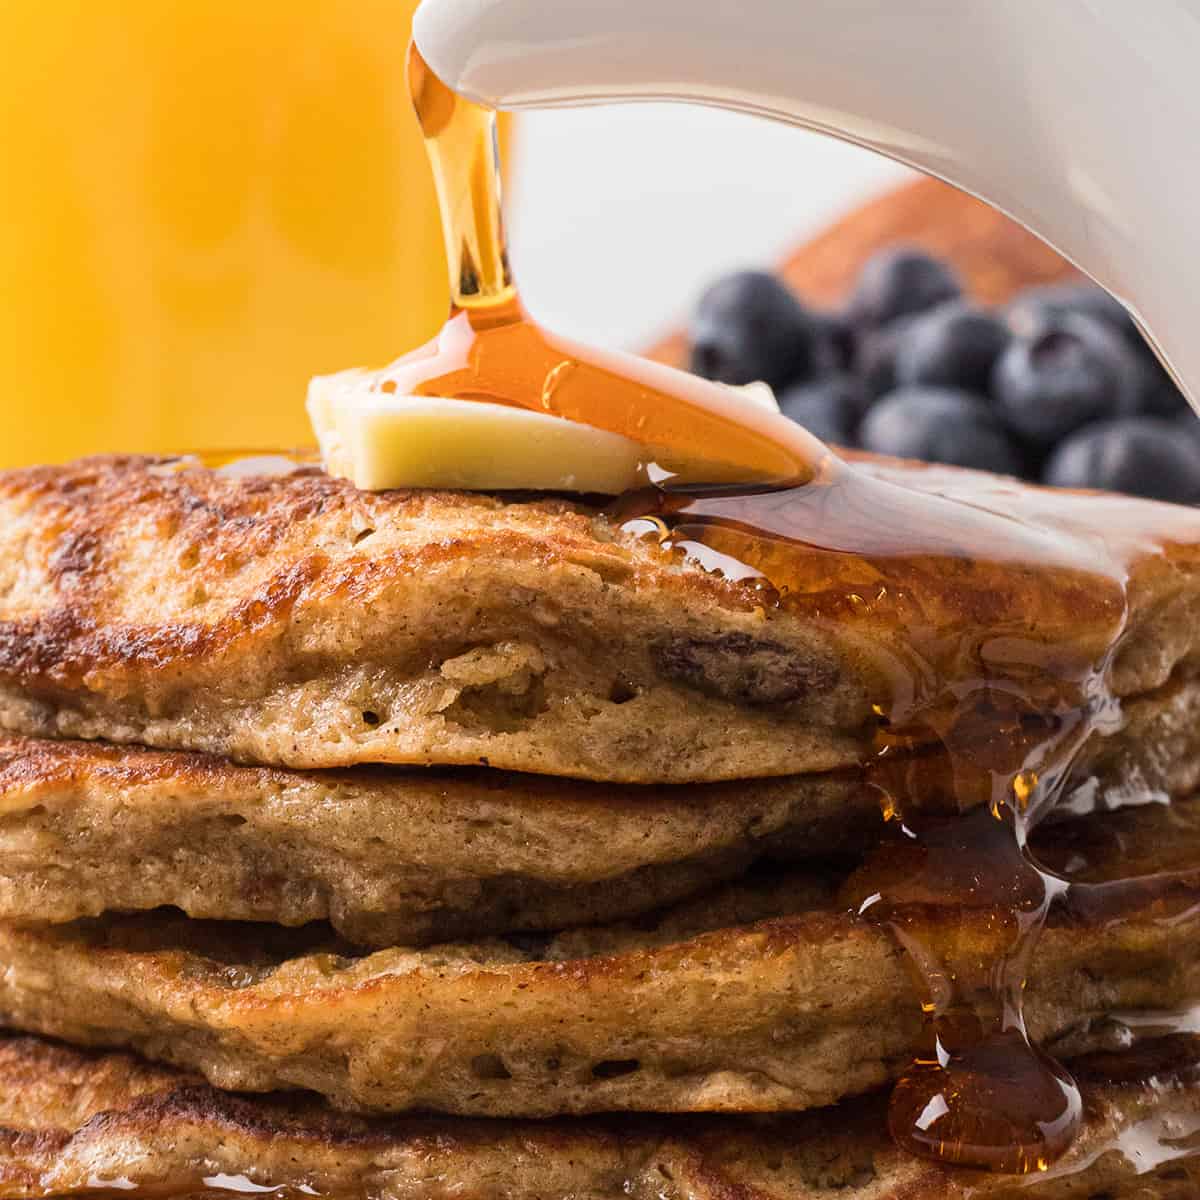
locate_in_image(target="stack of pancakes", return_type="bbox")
[0,454,1198,1198]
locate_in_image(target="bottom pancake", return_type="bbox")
[0,800,1198,1117]
[0,1032,1197,1199]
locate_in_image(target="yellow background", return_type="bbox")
[0,0,457,467]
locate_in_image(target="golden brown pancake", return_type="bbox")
[0,797,1196,1118]
[0,1031,1196,1199]
[2,456,1200,783]
[0,735,887,946]
[2,732,1195,946]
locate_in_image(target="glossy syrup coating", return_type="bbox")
[617,455,1196,1173]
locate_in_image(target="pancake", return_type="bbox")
[0,735,887,947]
[1,1032,1197,1199]
[0,798,1196,1118]
[2,732,1196,946]
[2,456,1200,783]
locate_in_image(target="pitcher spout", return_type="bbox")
[415,0,1200,408]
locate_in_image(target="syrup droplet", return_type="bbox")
[890,1030,1083,1173]
[841,798,1082,1172]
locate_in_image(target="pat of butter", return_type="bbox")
[308,369,777,494]
[734,381,781,414]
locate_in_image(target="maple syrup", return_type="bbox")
[402,43,1142,1175]
[151,449,322,477]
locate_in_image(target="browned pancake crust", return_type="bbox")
[2,456,1200,781]
[0,1033,1195,1199]
[0,797,1196,1118]
[0,735,886,946]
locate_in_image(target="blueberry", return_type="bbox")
[991,313,1141,449]
[777,375,868,446]
[854,315,917,398]
[1009,282,1191,419]
[1042,417,1200,504]
[1136,361,1191,419]
[817,310,858,373]
[1007,283,1140,348]
[1176,412,1200,448]
[894,301,1011,393]
[859,386,1025,475]
[689,271,830,391]
[1175,412,1200,469]
[846,247,962,331]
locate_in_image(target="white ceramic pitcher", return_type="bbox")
[414,0,1200,407]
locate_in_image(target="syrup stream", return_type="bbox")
[403,45,821,487]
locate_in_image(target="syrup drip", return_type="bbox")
[151,450,322,478]
[841,806,1080,1174]
[74,1183,318,1200]
[387,44,1200,1176]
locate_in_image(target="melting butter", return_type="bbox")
[308,369,778,493]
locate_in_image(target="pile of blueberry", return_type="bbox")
[688,248,1200,504]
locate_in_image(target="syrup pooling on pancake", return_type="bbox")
[396,43,1200,1175]
[151,449,322,478]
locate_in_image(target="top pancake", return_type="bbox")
[1,454,1199,781]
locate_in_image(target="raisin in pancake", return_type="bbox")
[0,799,1196,1118]
[0,735,889,947]
[2,456,1200,783]
[1,1033,1196,1200]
